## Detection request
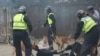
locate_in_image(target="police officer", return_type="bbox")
[12,6,32,56]
[42,6,56,50]
[73,10,99,56]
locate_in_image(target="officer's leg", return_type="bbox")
[69,42,78,56]
[13,31,22,56]
[48,29,53,50]
[90,30,99,56]
[21,32,32,56]
[95,47,98,56]
[79,42,90,56]
[90,27,99,56]
[90,46,97,56]
[47,29,53,56]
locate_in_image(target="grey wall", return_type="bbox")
[0,0,100,38]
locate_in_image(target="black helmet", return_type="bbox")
[18,6,26,13]
[45,6,52,14]
[77,10,85,19]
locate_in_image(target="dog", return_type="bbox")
[59,42,98,56]
[9,40,34,56]
[52,34,73,50]
[52,34,99,56]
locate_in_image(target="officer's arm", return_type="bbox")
[43,19,48,27]
[11,18,13,27]
[24,16,32,32]
[74,21,84,40]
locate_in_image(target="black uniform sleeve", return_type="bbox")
[24,16,32,32]
[74,21,84,40]
[43,19,48,27]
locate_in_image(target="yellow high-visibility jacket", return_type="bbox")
[81,16,96,33]
[13,13,27,30]
[47,13,54,25]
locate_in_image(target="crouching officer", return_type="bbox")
[73,10,99,56]
[12,6,32,56]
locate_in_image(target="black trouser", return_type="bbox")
[69,42,81,56]
[80,26,99,56]
[47,27,56,56]
[36,49,56,56]
[47,27,56,50]
[13,30,32,56]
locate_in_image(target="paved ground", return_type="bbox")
[0,43,59,56]
[0,37,100,56]
[0,43,100,56]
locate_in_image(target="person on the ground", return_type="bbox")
[33,36,59,56]
[38,36,51,49]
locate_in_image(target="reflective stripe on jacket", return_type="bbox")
[47,13,54,25]
[81,16,96,33]
[13,13,27,30]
